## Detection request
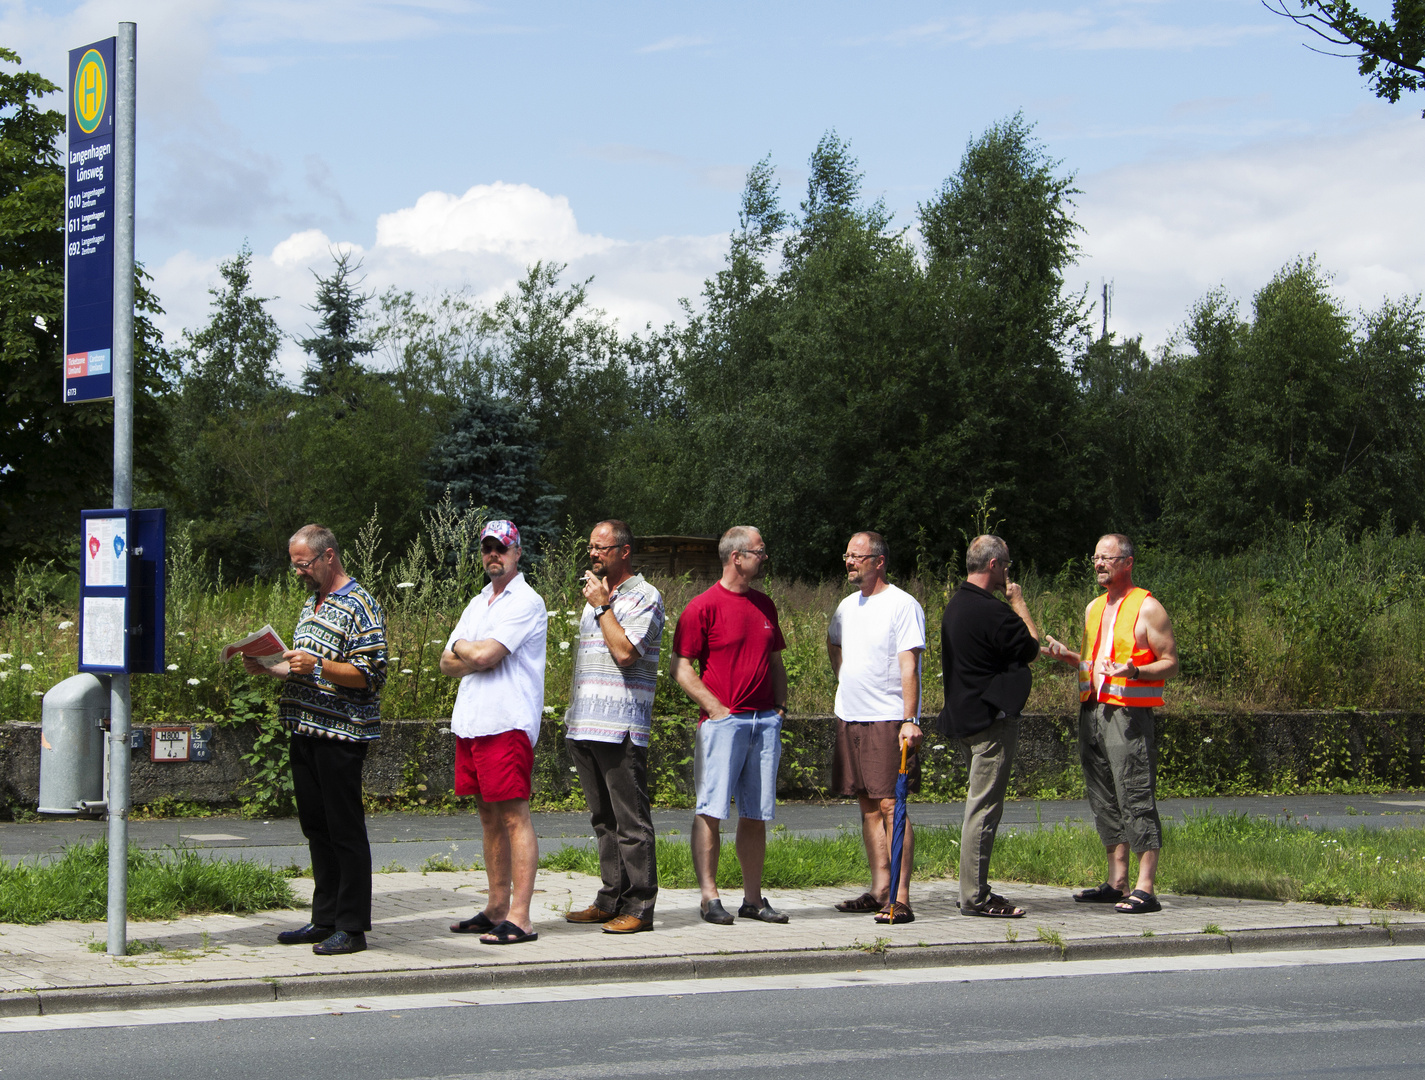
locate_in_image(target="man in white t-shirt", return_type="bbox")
[438,520,548,945]
[825,531,925,925]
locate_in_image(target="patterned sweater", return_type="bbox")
[278,580,387,741]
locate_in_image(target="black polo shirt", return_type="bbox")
[938,581,1041,739]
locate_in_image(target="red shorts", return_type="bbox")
[454,730,533,802]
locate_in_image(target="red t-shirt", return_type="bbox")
[672,582,787,719]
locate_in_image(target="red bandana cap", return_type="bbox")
[480,519,521,548]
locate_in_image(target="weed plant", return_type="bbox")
[0,841,297,924]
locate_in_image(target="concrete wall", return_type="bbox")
[3,710,1422,813]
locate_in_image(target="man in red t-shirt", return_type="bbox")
[671,525,791,925]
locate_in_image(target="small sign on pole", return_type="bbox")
[77,508,166,675]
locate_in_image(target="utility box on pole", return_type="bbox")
[38,673,110,815]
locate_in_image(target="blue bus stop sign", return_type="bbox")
[64,37,117,405]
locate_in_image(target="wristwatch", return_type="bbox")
[312,657,323,681]
[593,604,612,619]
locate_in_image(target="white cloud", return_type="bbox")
[1072,110,1425,353]
[151,182,728,381]
[877,5,1275,52]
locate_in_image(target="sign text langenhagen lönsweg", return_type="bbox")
[64,38,116,404]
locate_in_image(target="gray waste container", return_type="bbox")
[38,673,110,815]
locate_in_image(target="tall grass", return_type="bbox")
[6,511,1425,729]
[0,841,298,924]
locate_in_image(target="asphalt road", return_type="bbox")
[3,792,1424,867]
[1,951,1423,1078]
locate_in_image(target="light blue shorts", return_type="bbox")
[694,709,783,821]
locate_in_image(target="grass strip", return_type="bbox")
[540,812,1425,910]
[0,841,297,924]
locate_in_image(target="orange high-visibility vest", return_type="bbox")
[1078,586,1164,707]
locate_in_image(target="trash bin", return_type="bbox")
[38,673,110,815]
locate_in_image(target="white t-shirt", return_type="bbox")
[446,573,548,745]
[827,583,926,722]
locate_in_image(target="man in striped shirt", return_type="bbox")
[563,520,666,934]
[243,523,386,955]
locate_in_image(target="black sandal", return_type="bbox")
[1073,882,1125,904]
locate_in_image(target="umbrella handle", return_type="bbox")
[899,738,908,775]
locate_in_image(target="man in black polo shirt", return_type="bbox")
[939,534,1042,918]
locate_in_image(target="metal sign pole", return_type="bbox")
[106,20,136,958]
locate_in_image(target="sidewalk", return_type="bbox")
[3,867,1421,1017]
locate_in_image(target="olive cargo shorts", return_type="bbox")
[1078,702,1163,853]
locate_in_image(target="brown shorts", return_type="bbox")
[832,719,921,799]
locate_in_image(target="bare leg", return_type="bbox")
[692,814,722,901]
[495,798,538,932]
[736,817,767,906]
[1134,848,1159,895]
[476,798,512,923]
[1105,842,1130,892]
[861,795,891,903]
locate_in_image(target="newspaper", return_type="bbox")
[221,624,288,667]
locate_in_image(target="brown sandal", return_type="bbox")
[834,892,883,913]
[874,901,915,925]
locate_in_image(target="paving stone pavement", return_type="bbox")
[2,868,1423,1015]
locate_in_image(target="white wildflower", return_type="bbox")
[176,631,186,637]
[559,641,570,651]
[19,663,33,672]
[543,706,555,715]
[1203,737,1213,744]
[932,744,946,752]
[0,653,10,661]
[401,669,414,675]
[0,671,8,681]
[187,678,201,686]
[166,663,179,672]
[428,640,442,645]
[57,621,74,630]
[565,609,576,616]
[31,690,42,697]
[396,582,416,589]
[566,618,579,627]
[34,651,43,656]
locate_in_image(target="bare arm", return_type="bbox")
[769,651,788,711]
[1101,597,1180,681]
[670,653,731,719]
[439,638,511,678]
[581,574,640,667]
[1004,582,1040,642]
[827,640,842,677]
[898,648,923,749]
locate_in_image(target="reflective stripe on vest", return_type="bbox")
[1078,586,1165,708]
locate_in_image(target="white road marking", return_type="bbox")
[3,946,1423,1034]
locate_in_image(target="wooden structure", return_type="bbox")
[631,535,721,580]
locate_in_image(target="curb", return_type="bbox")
[0,924,1409,1017]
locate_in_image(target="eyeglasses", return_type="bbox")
[738,547,767,559]
[1092,554,1130,564]
[481,541,508,555]
[587,543,624,554]
[290,551,329,571]
[842,553,877,563]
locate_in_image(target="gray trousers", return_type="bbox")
[567,735,658,918]
[1079,702,1163,853]
[958,715,1019,909]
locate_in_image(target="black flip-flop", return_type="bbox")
[479,919,538,945]
[1073,882,1125,904]
[450,912,497,934]
[1115,889,1162,914]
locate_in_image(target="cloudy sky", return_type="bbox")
[11,0,1424,377]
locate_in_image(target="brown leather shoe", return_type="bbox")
[602,913,653,934]
[565,904,616,924]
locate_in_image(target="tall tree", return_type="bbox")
[1266,1,1425,116]
[298,249,374,398]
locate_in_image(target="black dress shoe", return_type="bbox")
[312,930,367,955]
[277,923,334,945]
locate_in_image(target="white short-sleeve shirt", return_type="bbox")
[446,573,548,745]
[827,583,926,722]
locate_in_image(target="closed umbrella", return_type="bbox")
[884,739,911,915]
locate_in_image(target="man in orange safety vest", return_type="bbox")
[1044,533,1178,914]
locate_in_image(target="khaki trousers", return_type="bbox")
[958,715,1019,909]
